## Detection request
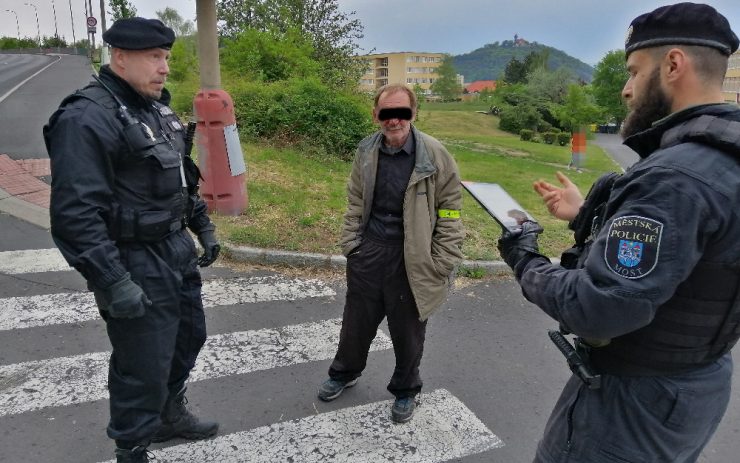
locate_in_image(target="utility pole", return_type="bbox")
[99,0,108,64]
[194,0,248,215]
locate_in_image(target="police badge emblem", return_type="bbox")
[604,215,662,279]
[617,240,642,267]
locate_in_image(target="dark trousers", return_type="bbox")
[329,237,427,398]
[534,353,733,463]
[101,230,207,444]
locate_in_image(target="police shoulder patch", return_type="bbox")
[603,215,663,279]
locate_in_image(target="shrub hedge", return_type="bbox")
[228,78,374,160]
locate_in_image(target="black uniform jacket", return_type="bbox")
[518,104,740,344]
[44,66,211,289]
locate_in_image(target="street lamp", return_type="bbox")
[24,3,41,46]
[67,0,76,44]
[4,9,20,41]
[50,0,59,38]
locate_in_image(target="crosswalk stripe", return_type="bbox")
[0,319,391,417]
[100,389,503,463]
[0,248,70,274]
[0,276,336,331]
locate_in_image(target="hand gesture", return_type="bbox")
[533,171,584,221]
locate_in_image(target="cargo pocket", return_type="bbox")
[146,143,183,198]
[137,210,174,242]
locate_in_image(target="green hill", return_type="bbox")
[453,39,594,83]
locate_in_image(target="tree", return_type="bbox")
[216,0,365,89]
[430,55,462,101]
[523,49,549,73]
[221,28,319,82]
[109,0,137,21]
[526,67,576,105]
[156,7,195,36]
[592,50,628,124]
[41,35,68,48]
[503,57,528,84]
[552,84,602,133]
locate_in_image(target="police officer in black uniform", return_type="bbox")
[498,3,740,462]
[44,18,220,463]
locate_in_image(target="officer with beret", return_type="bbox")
[498,3,740,462]
[44,17,220,463]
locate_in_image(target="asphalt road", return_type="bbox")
[0,54,738,463]
[592,132,640,171]
[0,53,92,159]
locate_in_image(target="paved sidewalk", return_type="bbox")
[0,154,51,228]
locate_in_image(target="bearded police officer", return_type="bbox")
[498,3,740,462]
[44,18,220,462]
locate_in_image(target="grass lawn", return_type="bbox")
[210,107,622,261]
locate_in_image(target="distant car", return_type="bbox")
[598,122,619,134]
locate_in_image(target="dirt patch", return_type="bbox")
[496,147,529,157]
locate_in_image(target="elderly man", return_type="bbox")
[499,3,740,462]
[317,83,464,423]
[44,18,220,462]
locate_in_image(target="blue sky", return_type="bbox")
[2,0,738,66]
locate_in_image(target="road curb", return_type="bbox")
[223,242,524,274]
[0,186,50,230]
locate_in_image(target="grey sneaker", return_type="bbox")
[317,378,358,401]
[391,397,417,423]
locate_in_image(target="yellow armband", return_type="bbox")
[437,209,461,219]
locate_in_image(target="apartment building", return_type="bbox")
[722,50,740,104]
[358,52,444,94]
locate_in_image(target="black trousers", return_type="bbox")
[101,230,207,444]
[329,237,427,398]
[534,353,733,463]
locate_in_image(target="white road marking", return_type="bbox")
[100,389,503,463]
[0,319,390,417]
[0,276,336,331]
[0,248,70,274]
[0,55,61,104]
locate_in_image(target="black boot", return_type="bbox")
[152,386,219,443]
[114,444,150,463]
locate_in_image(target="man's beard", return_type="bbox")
[621,68,672,139]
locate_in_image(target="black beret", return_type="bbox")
[103,17,175,50]
[625,2,739,57]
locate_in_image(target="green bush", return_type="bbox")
[499,104,542,134]
[557,132,571,146]
[221,28,319,83]
[229,78,374,159]
[542,131,558,144]
[520,129,534,141]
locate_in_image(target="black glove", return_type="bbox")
[93,273,152,319]
[497,220,547,277]
[197,230,221,267]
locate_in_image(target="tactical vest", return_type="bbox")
[61,84,200,243]
[582,115,740,375]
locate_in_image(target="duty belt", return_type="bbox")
[112,208,186,243]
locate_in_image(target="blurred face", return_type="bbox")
[621,49,672,138]
[374,90,415,148]
[114,48,170,100]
